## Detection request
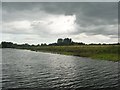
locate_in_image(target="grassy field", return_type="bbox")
[28,45,120,62]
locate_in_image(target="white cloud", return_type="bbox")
[2,2,118,44]
[32,14,78,35]
[3,20,33,34]
[71,33,118,44]
[3,20,32,30]
[11,20,32,29]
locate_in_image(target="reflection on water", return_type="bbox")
[2,49,119,89]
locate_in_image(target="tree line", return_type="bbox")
[0,38,120,48]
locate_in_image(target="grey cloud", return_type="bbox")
[2,2,118,43]
[2,2,117,21]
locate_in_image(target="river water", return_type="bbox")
[1,48,119,89]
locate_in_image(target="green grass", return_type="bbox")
[91,53,118,62]
[28,45,120,62]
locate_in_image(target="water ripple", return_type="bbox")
[2,49,119,89]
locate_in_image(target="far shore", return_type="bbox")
[14,45,119,62]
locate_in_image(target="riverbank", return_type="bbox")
[28,45,119,62]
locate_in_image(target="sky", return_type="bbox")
[1,2,119,44]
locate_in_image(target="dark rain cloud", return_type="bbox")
[2,2,118,43]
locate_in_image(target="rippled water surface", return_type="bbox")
[2,49,119,89]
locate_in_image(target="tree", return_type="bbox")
[63,38,72,45]
[1,42,14,48]
[57,38,63,44]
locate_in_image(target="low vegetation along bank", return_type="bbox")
[1,41,119,62]
[29,45,119,62]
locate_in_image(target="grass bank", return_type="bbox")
[28,45,119,62]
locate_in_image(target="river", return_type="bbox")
[1,48,119,89]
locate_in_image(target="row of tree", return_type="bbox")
[49,38,85,46]
[1,38,120,48]
[1,42,33,49]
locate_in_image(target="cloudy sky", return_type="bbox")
[1,2,118,44]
